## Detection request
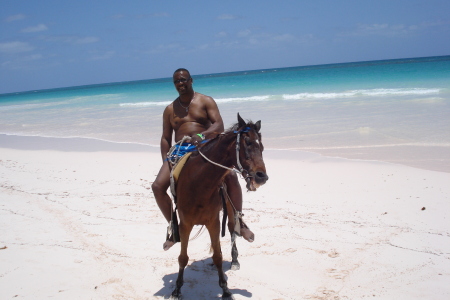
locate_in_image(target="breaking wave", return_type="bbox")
[117,88,443,107]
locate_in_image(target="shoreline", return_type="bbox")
[1,136,449,299]
[1,133,449,174]
[0,133,159,153]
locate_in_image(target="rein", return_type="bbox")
[167,135,194,166]
[197,127,252,183]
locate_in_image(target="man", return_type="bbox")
[151,68,254,251]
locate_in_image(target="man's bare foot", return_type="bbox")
[163,240,175,251]
[240,227,255,242]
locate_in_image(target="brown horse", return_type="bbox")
[169,114,269,300]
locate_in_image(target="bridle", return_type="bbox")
[197,127,253,184]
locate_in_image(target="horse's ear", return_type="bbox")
[237,113,246,128]
[255,120,261,132]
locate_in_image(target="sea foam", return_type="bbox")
[282,88,441,101]
[119,101,172,107]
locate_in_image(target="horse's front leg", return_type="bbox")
[170,222,193,300]
[208,219,234,300]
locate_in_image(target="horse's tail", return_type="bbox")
[189,225,205,241]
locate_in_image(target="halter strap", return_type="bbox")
[233,127,251,134]
[197,127,253,182]
[235,127,251,179]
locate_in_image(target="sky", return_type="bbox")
[1,0,449,94]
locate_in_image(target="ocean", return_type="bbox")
[1,56,450,172]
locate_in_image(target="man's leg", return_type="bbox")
[224,172,255,242]
[151,162,175,250]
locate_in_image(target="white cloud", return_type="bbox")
[111,13,169,19]
[41,35,99,45]
[74,37,99,44]
[273,33,296,42]
[360,23,389,31]
[217,14,239,20]
[248,37,259,45]
[111,14,126,19]
[4,14,26,22]
[146,43,182,54]
[0,53,44,70]
[150,13,169,18]
[238,29,252,37]
[197,30,314,53]
[338,23,418,37]
[21,24,49,33]
[0,41,34,53]
[236,31,315,48]
[216,31,228,38]
[90,51,115,60]
[194,40,239,51]
[22,54,43,61]
[419,19,450,28]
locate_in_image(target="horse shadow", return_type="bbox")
[153,258,253,299]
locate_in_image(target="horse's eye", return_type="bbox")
[244,136,252,146]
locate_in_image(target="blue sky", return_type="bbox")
[1,0,449,94]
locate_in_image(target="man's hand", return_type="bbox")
[188,133,204,146]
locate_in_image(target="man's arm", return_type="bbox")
[202,96,224,139]
[160,106,173,161]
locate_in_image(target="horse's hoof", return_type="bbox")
[222,293,235,300]
[170,289,182,300]
[231,262,240,270]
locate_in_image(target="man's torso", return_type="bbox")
[169,93,212,142]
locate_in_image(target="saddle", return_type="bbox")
[169,152,192,197]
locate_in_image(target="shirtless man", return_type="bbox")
[151,68,254,250]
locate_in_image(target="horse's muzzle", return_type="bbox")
[246,171,269,191]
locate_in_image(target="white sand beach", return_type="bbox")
[1,136,449,299]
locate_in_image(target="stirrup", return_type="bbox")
[163,221,180,251]
[233,211,243,236]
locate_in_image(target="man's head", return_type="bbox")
[173,68,193,95]
[173,68,190,78]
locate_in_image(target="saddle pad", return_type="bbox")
[172,152,192,182]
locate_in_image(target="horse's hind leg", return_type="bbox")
[170,222,193,300]
[230,233,239,270]
[227,202,240,270]
[208,219,234,300]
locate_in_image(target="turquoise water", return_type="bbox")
[1,56,450,171]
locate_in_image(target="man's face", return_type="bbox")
[173,71,192,95]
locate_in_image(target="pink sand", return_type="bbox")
[1,138,449,299]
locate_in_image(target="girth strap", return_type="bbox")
[219,184,228,238]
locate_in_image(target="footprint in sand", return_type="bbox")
[306,287,340,299]
[327,268,350,280]
[328,249,339,258]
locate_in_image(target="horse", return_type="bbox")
[169,113,269,300]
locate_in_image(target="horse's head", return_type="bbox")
[236,113,269,191]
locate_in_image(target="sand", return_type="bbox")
[1,136,449,299]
